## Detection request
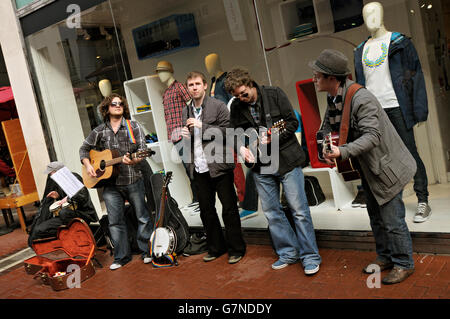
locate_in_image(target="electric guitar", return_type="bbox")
[242,119,286,168]
[323,132,360,181]
[82,149,155,188]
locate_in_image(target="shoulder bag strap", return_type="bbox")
[338,83,363,145]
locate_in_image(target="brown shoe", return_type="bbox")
[363,259,394,274]
[382,266,414,285]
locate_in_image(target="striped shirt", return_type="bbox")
[163,80,191,143]
[79,118,147,185]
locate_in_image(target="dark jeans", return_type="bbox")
[103,179,152,264]
[194,170,246,257]
[361,176,414,269]
[384,107,428,202]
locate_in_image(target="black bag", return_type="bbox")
[182,232,207,256]
[150,173,190,255]
[304,175,325,206]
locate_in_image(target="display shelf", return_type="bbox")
[303,166,354,210]
[124,75,191,207]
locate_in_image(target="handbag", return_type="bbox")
[304,175,325,206]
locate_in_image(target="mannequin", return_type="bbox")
[98,79,112,97]
[156,60,198,206]
[204,53,232,104]
[354,2,431,222]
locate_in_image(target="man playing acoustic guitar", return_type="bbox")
[80,94,153,270]
[225,68,321,275]
[310,49,417,284]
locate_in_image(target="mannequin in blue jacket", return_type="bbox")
[354,1,431,223]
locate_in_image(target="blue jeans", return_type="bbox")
[361,177,414,269]
[103,178,152,264]
[384,107,428,202]
[253,166,321,266]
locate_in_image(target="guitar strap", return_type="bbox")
[124,119,136,144]
[338,83,363,146]
[259,86,273,129]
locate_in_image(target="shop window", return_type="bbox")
[279,0,317,41]
[330,0,364,32]
[132,14,199,60]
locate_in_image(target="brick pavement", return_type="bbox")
[0,209,449,301]
[0,239,449,300]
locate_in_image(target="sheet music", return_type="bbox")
[50,167,84,198]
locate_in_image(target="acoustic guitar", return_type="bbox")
[82,149,155,188]
[242,119,286,168]
[323,132,360,181]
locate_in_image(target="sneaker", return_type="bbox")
[304,264,320,275]
[109,262,122,270]
[143,255,152,264]
[414,202,431,223]
[352,189,367,208]
[203,254,217,262]
[228,255,243,264]
[239,210,258,220]
[271,259,288,270]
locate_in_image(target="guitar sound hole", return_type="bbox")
[99,160,106,171]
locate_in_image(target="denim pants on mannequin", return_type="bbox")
[384,107,429,203]
[253,166,321,267]
[103,178,152,265]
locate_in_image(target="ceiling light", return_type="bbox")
[427,4,432,9]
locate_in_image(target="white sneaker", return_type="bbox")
[143,256,152,264]
[304,264,320,275]
[109,262,122,270]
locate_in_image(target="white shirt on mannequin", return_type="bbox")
[362,31,399,109]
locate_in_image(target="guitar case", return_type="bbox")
[150,173,189,255]
[24,218,96,291]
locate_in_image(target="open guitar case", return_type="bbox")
[150,172,190,257]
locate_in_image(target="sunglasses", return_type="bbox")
[111,101,124,107]
[234,91,249,99]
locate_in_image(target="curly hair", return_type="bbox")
[98,93,131,122]
[224,67,255,94]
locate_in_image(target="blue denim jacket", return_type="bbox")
[354,32,428,130]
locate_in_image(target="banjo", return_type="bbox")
[149,172,177,263]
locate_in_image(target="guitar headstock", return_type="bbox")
[134,149,156,159]
[271,119,286,135]
[163,171,173,188]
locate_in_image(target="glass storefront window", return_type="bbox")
[20,0,450,232]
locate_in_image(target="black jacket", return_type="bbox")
[229,83,305,175]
